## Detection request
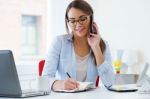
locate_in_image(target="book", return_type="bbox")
[55,82,96,93]
[108,85,138,92]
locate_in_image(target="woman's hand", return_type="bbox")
[52,78,79,91]
[87,23,104,66]
[87,23,101,51]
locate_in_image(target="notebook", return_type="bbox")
[108,84,138,92]
[0,50,50,98]
[55,82,96,93]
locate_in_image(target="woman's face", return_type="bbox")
[67,8,90,38]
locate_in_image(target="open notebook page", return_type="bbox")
[55,82,96,93]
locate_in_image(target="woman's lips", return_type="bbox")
[75,28,84,32]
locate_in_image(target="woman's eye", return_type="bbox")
[80,17,87,22]
[69,20,75,23]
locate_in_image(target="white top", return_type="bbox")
[76,51,91,81]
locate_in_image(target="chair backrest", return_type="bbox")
[96,76,99,87]
[38,60,99,87]
[39,60,45,76]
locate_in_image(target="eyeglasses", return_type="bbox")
[68,16,88,27]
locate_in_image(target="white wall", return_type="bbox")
[0,0,21,58]
[0,0,47,59]
[47,0,70,51]
[89,0,150,75]
[47,0,150,75]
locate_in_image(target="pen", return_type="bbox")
[66,72,71,78]
[66,72,79,88]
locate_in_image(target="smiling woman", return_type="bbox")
[67,8,90,37]
[42,0,115,92]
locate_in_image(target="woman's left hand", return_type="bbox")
[87,23,101,51]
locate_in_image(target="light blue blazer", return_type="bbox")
[42,34,115,88]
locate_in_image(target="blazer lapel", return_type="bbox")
[67,42,77,80]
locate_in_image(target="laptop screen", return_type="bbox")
[0,50,22,96]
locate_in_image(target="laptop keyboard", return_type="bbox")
[22,89,50,97]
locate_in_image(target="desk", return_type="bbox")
[0,85,150,99]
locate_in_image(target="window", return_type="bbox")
[21,15,38,56]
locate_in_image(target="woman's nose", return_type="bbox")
[75,22,82,28]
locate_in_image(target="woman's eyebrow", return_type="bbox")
[68,18,75,20]
[79,15,87,18]
[68,15,87,20]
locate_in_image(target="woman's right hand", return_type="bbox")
[52,78,79,91]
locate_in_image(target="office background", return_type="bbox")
[0,0,150,81]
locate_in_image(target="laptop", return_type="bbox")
[136,62,149,87]
[108,63,149,92]
[108,85,138,92]
[0,50,50,98]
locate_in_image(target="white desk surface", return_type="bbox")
[0,85,150,99]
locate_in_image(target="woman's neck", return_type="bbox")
[73,35,90,57]
[73,35,88,46]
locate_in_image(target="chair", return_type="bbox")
[96,76,99,87]
[38,60,99,87]
[38,60,45,76]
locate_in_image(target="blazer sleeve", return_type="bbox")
[42,36,62,89]
[97,41,115,88]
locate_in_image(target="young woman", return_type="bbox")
[43,0,114,91]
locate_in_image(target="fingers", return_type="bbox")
[89,22,100,36]
[93,22,99,32]
[63,78,79,90]
[89,33,97,37]
[89,22,101,40]
[89,33,100,40]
